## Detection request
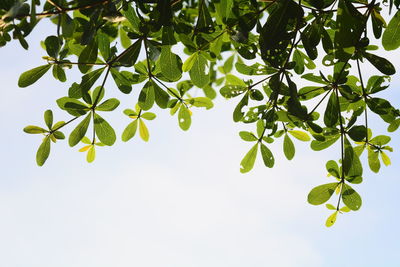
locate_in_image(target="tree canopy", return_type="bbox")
[1,0,400,226]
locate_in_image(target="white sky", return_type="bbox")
[0,15,400,267]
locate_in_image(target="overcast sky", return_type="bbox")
[0,16,400,267]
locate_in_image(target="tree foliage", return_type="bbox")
[2,0,400,226]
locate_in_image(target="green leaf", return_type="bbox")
[382,10,400,50]
[288,130,310,141]
[18,65,51,87]
[311,135,340,151]
[220,85,247,99]
[110,68,132,94]
[178,105,191,131]
[324,91,339,127]
[240,144,258,173]
[78,40,98,73]
[189,54,209,88]
[159,46,182,81]
[45,35,60,58]
[326,160,340,178]
[138,81,155,111]
[188,97,213,109]
[139,119,149,142]
[79,68,106,96]
[370,135,391,146]
[44,110,53,129]
[363,52,396,75]
[96,98,120,111]
[239,131,258,142]
[325,211,338,227]
[307,183,338,205]
[368,147,380,173]
[141,112,156,120]
[122,119,138,142]
[115,39,142,67]
[260,143,274,168]
[153,80,170,109]
[52,65,66,82]
[36,136,51,166]
[341,184,362,211]
[347,125,367,142]
[97,33,110,61]
[94,113,116,146]
[283,134,295,160]
[23,125,47,134]
[56,97,88,117]
[68,113,91,147]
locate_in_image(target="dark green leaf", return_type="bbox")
[68,113,91,147]
[18,65,51,87]
[342,184,362,211]
[283,134,295,160]
[94,113,116,146]
[260,143,274,168]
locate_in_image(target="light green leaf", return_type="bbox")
[382,10,400,50]
[24,125,47,134]
[159,46,182,81]
[368,147,380,173]
[240,144,258,173]
[141,112,156,120]
[260,143,274,168]
[189,54,209,88]
[178,105,191,131]
[188,97,213,109]
[380,151,391,166]
[325,211,338,227]
[87,145,96,163]
[36,136,51,166]
[139,118,149,142]
[288,130,310,141]
[182,52,198,72]
[307,183,338,205]
[239,131,257,142]
[283,134,295,160]
[122,119,138,142]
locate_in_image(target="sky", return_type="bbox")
[0,16,400,267]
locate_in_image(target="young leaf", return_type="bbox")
[288,130,311,141]
[139,119,149,142]
[380,151,391,166]
[141,112,156,120]
[240,144,258,173]
[325,211,338,227]
[87,146,96,163]
[18,65,52,87]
